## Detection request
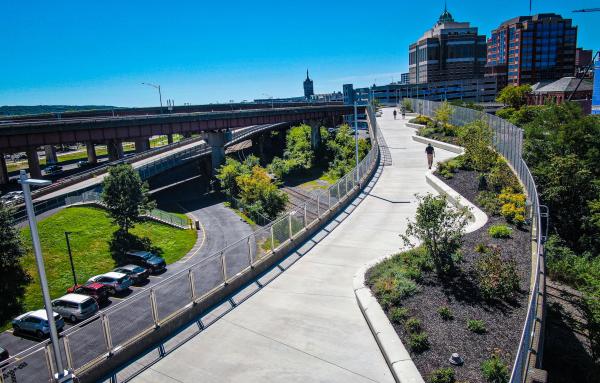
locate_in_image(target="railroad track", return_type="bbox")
[282,186,329,222]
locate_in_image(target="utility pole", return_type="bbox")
[65,231,77,286]
[142,82,163,114]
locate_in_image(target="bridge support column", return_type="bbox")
[167,134,174,144]
[135,138,150,153]
[26,148,42,178]
[86,142,97,164]
[44,145,58,164]
[204,131,227,175]
[0,154,8,185]
[251,134,265,160]
[107,140,124,162]
[310,122,322,150]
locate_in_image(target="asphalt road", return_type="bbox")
[0,178,255,383]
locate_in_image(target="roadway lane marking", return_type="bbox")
[176,203,206,263]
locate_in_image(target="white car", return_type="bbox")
[87,272,133,295]
[52,293,99,322]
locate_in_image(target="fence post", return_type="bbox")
[270,225,275,252]
[328,189,331,209]
[337,181,341,202]
[150,289,160,328]
[304,203,308,226]
[317,195,321,217]
[247,236,253,267]
[220,251,227,284]
[63,336,74,371]
[188,268,196,302]
[288,213,293,239]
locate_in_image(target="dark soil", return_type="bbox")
[375,170,532,383]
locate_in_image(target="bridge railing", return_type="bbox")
[0,106,379,383]
[408,98,547,383]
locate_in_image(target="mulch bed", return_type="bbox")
[374,170,532,383]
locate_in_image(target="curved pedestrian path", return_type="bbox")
[132,108,455,383]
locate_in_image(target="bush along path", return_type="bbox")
[367,152,532,383]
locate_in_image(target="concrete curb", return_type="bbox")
[405,122,425,130]
[353,258,425,383]
[411,135,464,154]
[425,172,488,233]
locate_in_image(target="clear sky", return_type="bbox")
[0,0,598,107]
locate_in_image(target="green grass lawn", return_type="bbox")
[7,206,197,330]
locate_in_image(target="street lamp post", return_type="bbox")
[18,170,72,383]
[65,231,77,286]
[353,102,359,182]
[142,82,163,113]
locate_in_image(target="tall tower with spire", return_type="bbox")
[303,70,314,99]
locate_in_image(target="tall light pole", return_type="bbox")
[65,231,77,286]
[19,170,72,383]
[353,102,359,182]
[142,82,163,113]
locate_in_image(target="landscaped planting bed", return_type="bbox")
[367,166,532,383]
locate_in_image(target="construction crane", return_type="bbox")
[573,8,600,12]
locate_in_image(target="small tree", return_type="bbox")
[236,165,288,219]
[458,119,497,172]
[101,164,155,232]
[0,205,32,324]
[401,194,468,275]
[496,84,532,109]
[434,101,453,127]
[402,99,413,112]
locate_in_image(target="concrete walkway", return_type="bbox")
[132,108,455,383]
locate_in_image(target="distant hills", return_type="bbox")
[0,105,120,117]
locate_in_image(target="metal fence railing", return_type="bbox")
[408,98,547,383]
[0,107,379,383]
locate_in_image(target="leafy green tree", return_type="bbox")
[402,99,413,112]
[326,124,370,179]
[400,194,468,275]
[101,164,155,232]
[457,119,497,172]
[496,84,532,109]
[216,155,260,197]
[434,101,453,127]
[0,205,32,324]
[236,165,288,219]
[284,124,315,172]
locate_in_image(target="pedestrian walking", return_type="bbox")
[425,143,435,169]
[401,107,406,119]
[393,110,397,120]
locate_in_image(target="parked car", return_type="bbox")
[76,160,89,168]
[67,282,109,304]
[87,272,132,295]
[0,191,23,204]
[51,293,99,323]
[125,251,166,273]
[113,264,150,285]
[0,346,9,366]
[44,164,63,174]
[12,310,65,338]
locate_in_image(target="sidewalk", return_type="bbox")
[132,108,455,383]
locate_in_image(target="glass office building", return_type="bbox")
[593,59,600,115]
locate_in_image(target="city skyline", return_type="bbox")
[0,0,598,107]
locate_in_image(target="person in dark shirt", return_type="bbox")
[393,110,397,120]
[425,144,435,169]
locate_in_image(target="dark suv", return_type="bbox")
[125,251,166,273]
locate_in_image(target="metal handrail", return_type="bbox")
[408,98,545,383]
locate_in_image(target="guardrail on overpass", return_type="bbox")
[0,106,377,383]
[408,99,548,383]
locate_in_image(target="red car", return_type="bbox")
[66,283,109,304]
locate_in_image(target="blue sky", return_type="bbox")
[0,0,597,107]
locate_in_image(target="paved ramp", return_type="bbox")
[131,108,455,383]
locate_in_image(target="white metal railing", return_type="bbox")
[0,106,379,383]
[408,98,547,383]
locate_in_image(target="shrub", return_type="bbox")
[419,127,437,138]
[478,173,488,191]
[498,188,526,226]
[402,99,413,113]
[475,248,519,300]
[475,242,488,253]
[487,160,522,193]
[389,307,409,324]
[476,191,501,215]
[467,319,487,334]
[481,354,509,383]
[457,119,497,172]
[410,115,432,125]
[437,159,459,179]
[401,194,469,275]
[488,224,512,238]
[405,317,422,333]
[372,274,419,309]
[438,306,454,320]
[408,332,430,353]
[429,368,456,383]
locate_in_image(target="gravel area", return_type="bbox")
[375,170,532,383]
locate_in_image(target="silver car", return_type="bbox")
[52,293,99,323]
[12,310,65,338]
[87,272,133,294]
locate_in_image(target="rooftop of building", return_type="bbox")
[497,13,569,29]
[532,77,593,93]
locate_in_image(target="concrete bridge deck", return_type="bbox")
[129,108,455,383]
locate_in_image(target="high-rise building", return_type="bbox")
[575,48,593,77]
[486,13,577,88]
[303,70,314,99]
[593,59,600,115]
[408,6,487,84]
[400,73,410,85]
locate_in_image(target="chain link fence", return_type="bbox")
[1,107,379,383]
[408,98,547,383]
